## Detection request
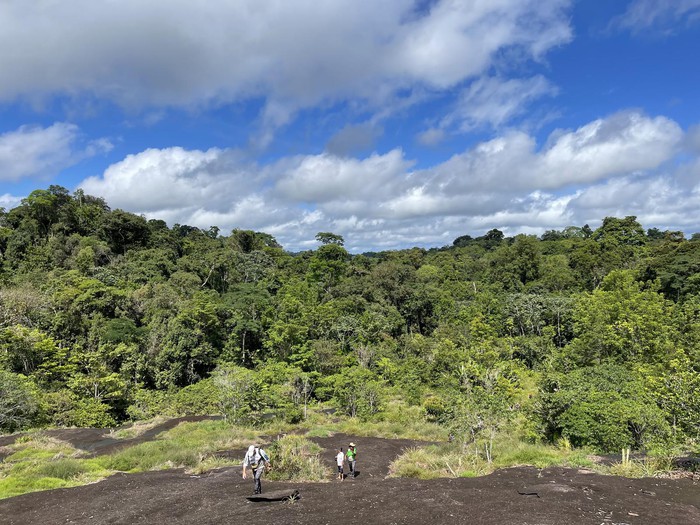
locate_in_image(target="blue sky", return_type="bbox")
[1,0,700,252]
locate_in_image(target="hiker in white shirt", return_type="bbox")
[242,444,270,494]
[336,447,345,480]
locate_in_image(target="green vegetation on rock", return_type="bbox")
[1,187,699,478]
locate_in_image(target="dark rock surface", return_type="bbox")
[1,426,698,524]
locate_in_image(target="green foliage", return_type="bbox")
[561,270,677,367]
[170,378,220,416]
[126,389,170,420]
[306,400,447,441]
[1,191,699,458]
[535,364,671,452]
[212,365,263,424]
[266,434,330,482]
[643,359,700,439]
[322,367,385,419]
[44,392,116,428]
[0,370,40,432]
[0,325,59,376]
[315,232,344,246]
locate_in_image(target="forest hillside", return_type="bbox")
[1,185,699,456]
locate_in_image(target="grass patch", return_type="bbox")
[304,402,448,442]
[98,419,258,473]
[267,434,331,482]
[108,416,168,440]
[389,445,490,479]
[490,434,594,470]
[3,435,78,463]
[0,436,109,499]
[388,432,602,480]
[0,419,263,499]
[606,448,679,478]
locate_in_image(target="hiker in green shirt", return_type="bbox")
[346,442,357,478]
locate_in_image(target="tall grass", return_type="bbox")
[266,434,331,482]
[305,401,448,441]
[108,416,168,440]
[0,420,264,499]
[389,432,598,480]
[0,436,109,499]
[98,419,257,472]
[607,446,680,478]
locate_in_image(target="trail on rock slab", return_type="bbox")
[1,427,699,525]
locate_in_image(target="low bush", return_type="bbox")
[266,435,330,482]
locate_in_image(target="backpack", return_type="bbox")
[249,447,269,469]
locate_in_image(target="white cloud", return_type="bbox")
[0,1,572,120]
[0,123,111,181]
[567,170,700,231]
[615,0,700,33]
[539,111,682,186]
[448,75,558,131]
[80,147,261,215]
[416,128,446,146]
[76,110,697,251]
[0,193,22,210]
[275,149,412,204]
[408,111,681,202]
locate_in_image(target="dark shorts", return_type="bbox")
[337,466,343,473]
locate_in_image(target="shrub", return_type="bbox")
[0,371,39,432]
[266,435,330,482]
[45,392,116,428]
[324,367,385,419]
[171,379,220,416]
[535,364,671,452]
[211,365,264,424]
[126,389,169,420]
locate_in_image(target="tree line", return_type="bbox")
[1,185,699,453]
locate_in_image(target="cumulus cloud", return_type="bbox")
[0,123,111,181]
[567,169,700,231]
[80,147,269,220]
[275,149,412,204]
[0,1,572,120]
[539,111,682,186]
[75,110,697,251]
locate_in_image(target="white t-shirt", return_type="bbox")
[245,447,269,467]
[336,452,345,466]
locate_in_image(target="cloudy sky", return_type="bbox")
[1,0,699,252]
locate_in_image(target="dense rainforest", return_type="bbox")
[1,185,699,454]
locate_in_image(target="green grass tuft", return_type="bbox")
[267,434,331,482]
[98,419,257,472]
[389,431,603,480]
